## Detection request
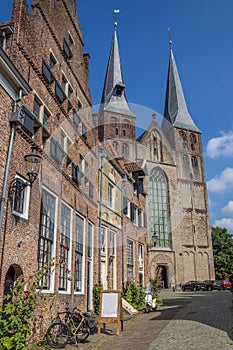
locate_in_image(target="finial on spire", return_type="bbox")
[168,26,172,49]
[152,112,156,120]
[114,9,120,28]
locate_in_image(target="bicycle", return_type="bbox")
[46,306,97,348]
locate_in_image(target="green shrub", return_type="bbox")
[123,280,145,310]
[0,257,71,349]
[93,284,103,315]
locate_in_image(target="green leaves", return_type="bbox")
[212,227,233,280]
[0,256,71,349]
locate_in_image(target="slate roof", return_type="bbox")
[99,26,134,117]
[161,47,200,134]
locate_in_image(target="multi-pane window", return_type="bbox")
[12,176,30,219]
[127,239,134,280]
[88,222,93,259]
[131,203,137,225]
[138,243,144,269]
[108,183,113,208]
[109,231,115,257]
[74,214,85,292]
[149,167,169,248]
[100,226,106,254]
[38,189,56,289]
[109,231,115,289]
[59,203,71,291]
[61,131,71,154]
[122,143,129,155]
[138,209,143,227]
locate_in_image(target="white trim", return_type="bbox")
[74,211,86,295]
[12,174,31,220]
[58,201,73,295]
[40,186,58,294]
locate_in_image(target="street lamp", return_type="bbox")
[9,146,42,196]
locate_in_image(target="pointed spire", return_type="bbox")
[99,17,134,116]
[161,43,200,134]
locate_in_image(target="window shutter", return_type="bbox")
[72,163,77,182]
[55,81,64,103]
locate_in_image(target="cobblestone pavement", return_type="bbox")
[64,290,233,350]
[147,290,233,350]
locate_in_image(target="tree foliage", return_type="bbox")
[212,227,233,281]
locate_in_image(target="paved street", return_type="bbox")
[66,290,233,350]
[148,290,233,350]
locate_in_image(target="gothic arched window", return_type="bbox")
[122,143,129,155]
[190,133,197,150]
[183,154,189,166]
[179,130,187,149]
[110,117,117,127]
[112,141,119,152]
[149,168,170,248]
[191,156,198,167]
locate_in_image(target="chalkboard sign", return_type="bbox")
[98,290,123,336]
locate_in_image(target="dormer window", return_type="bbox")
[114,82,125,97]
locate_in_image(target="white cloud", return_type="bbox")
[213,218,233,233]
[207,167,233,193]
[206,131,233,158]
[222,201,233,216]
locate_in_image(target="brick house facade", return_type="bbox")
[0,0,214,314]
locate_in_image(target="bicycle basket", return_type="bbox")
[88,317,97,335]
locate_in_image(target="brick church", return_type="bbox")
[0,0,214,310]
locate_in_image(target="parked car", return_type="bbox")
[181,281,203,292]
[204,280,221,291]
[221,280,232,290]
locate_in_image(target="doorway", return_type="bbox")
[3,265,23,302]
[156,265,169,289]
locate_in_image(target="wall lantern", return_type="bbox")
[9,146,42,195]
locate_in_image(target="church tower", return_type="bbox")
[98,21,136,161]
[161,41,215,283]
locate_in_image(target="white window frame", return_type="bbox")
[61,128,72,154]
[74,212,86,295]
[101,226,107,255]
[58,202,72,294]
[12,174,30,220]
[138,243,144,269]
[108,182,114,209]
[39,186,58,294]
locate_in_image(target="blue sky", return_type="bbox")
[1,0,233,233]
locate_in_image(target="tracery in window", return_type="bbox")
[149,168,170,248]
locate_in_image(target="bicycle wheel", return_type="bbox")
[75,320,90,343]
[46,322,70,348]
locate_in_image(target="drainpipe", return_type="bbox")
[0,90,22,241]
